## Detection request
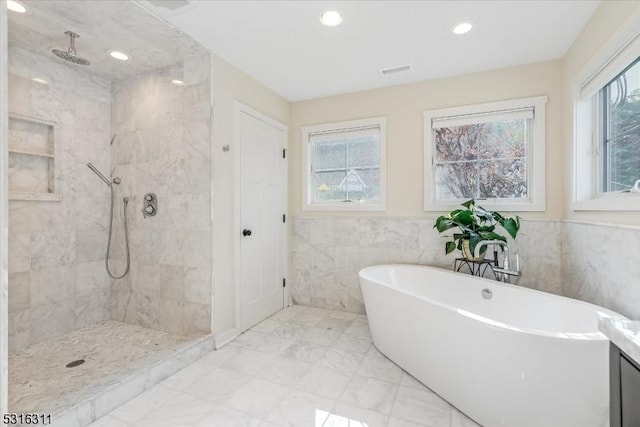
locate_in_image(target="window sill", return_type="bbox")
[425,198,545,212]
[572,194,640,211]
[302,202,386,212]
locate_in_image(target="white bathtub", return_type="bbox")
[359,264,625,427]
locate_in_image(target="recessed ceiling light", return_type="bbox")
[110,51,129,61]
[320,10,343,27]
[7,0,27,13]
[452,22,473,35]
[171,79,185,86]
[32,77,48,85]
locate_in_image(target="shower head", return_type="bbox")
[87,163,112,187]
[52,31,90,66]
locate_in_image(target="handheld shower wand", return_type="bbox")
[86,162,130,279]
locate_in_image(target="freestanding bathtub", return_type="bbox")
[359,264,625,427]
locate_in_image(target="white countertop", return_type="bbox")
[599,318,640,364]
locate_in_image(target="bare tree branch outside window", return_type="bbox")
[434,120,527,200]
[602,57,640,192]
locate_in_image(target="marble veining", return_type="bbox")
[562,221,640,320]
[87,305,480,427]
[7,46,111,351]
[9,320,212,425]
[292,217,640,352]
[292,217,639,342]
[8,1,204,81]
[290,217,563,313]
[110,55,213,336]
[8,0,214,350]
[599,318,640,365]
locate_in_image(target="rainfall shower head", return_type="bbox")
[52,31,90,66]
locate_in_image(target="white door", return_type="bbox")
[239,108,287,331]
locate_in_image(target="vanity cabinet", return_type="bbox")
[611,342,640,427]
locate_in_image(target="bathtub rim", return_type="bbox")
[359,263,625,341]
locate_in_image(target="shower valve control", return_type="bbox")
[142,193,157,218]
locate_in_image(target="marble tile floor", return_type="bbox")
[88,305,480,427]
[9,321,209,418]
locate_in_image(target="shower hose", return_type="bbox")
[105,187,130,279]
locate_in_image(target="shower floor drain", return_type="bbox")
[65,359,85,368]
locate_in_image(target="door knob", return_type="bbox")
[242,229,252,237]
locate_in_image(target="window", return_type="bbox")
[573,14,640,211]
[598,57,640,193]
[301,117,386,211]
[424,96,547,211]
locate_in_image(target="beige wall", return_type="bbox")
[285,1,640,320]
[212,54,290,336]
[289,60,563,219]
[213,0,640,330]
[562,0,640,225]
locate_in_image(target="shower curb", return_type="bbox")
[45,334,215,427]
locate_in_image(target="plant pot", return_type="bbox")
[461,239,486,261]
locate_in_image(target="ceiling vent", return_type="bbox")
[382,65,411,75]
[147,0,190,11]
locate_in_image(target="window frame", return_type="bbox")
[423,96,548,212]
[598,56,640,194]
[572,6,640,211]
[301,116,387,212]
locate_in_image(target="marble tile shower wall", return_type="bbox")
[562,221,640,320]
[109,56,213,336]
[8,47,112,350]
[290,217,563,313]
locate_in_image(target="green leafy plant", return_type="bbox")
[433,199,521,257]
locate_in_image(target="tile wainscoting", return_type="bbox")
[562,221,640,320]
[290,217,563,313]
[291,217,640,320]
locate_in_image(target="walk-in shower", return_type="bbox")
[6,1,214,424]
[87,161,130,279]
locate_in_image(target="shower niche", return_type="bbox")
[8,112,61,201]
